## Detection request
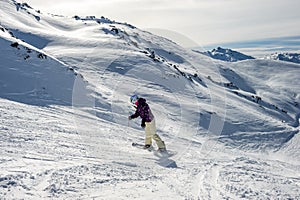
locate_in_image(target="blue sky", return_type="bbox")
[23,0,300,56]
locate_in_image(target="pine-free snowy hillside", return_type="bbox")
[0,0,300,199]
[195,47,255,62]
[0,25,86,106]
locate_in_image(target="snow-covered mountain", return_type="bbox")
[0,0,299,199]
[196,47,255,62]
[263,52,300,64]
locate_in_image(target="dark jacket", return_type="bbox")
[130,98,154,126]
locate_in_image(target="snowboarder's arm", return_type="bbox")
[130,110,139,119]
[141,118,146,128]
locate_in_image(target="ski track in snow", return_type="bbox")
[0,99,300,199]
[0,0,300,199]
[0,100,300,199]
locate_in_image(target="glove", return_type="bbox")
[128,116,132,120]
[141,122,146,129]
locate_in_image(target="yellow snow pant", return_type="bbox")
[145,120,166,149]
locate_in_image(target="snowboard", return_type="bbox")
[132,142,153,151]
[132,142,176,158]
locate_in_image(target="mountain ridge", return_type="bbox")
[195,46,255,62]
[263,52,300,64]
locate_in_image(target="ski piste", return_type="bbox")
[132,142,177,158]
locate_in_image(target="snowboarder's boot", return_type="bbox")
[158,147,167,152]
[143,144,151,150]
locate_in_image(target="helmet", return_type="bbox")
[130,94,139,104]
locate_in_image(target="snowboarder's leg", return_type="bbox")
[144,122,153,146]
[146,120,166,150]
[153,134,166,149]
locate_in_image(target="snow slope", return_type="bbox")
[0,27,86,107]
[195,47,255,62]
[0,0,299,199]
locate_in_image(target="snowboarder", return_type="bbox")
[128,94,166,151]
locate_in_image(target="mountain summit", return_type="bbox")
[197,47,255,62]
[264,52,300,64]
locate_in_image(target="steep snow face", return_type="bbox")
[0,0,300,199]
[196,47,255,62]
[263,52,300,64]
[0,23,86,106]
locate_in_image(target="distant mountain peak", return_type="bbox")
[263,52,300,64]
[195,47,255,62]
